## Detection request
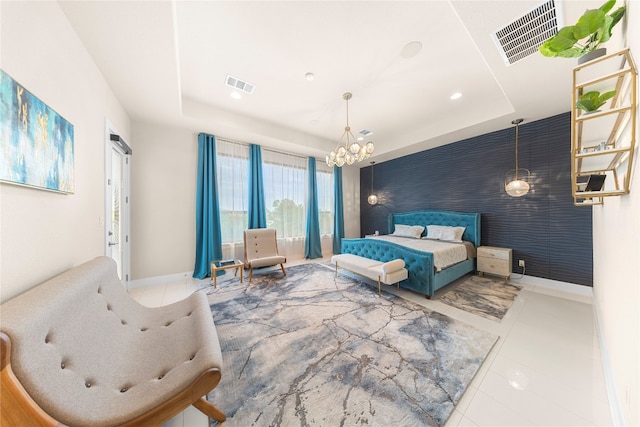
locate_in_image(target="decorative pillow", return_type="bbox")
[424,225,466,242]
[440,226,466,242]
[425,225,446,240]
[392,224,424,239]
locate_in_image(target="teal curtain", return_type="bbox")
[248,144,267,228]
[305,157,323,259]
[332,165,345,254]
[193,133,223,279]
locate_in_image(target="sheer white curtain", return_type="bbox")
[215,141,334,262]
[262,149,308,261]
[316,161,335,255]
[216,139,249,260]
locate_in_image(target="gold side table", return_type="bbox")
[210,259,244,288]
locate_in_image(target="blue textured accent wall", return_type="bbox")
[360,112,593,286]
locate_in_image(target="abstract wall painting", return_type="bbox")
[0,69,74,194]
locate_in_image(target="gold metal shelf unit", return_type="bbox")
[571,48,637,206]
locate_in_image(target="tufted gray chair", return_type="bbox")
[0,256,225,426]
[243,228,287,281]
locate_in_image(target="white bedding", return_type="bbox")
[368,235,468,272]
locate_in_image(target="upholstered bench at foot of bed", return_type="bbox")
[331,254,408,296]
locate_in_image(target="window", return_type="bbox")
[215,141,335,259]
[262,149,307,239]
[216,140,249,244]
[316,162,334,236]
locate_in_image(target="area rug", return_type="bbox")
[206,263,497,426]
[439,274,521,322]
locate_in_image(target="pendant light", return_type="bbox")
[368,161,378,205]
[504,118,531,197]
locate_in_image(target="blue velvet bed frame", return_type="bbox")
[341,210,481,297]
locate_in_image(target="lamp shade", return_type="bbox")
[505,169,531,197]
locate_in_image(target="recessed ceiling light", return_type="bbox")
[450,92,463,100]
[230,91,242,100]
[305,72,315,81]
[401,41,423,59]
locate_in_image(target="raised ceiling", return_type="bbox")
[58,0,619,164]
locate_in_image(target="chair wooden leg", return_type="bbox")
[334,263,338,277]
[280,264,286,276]
[192,397,226,423]
[249,267,253,282]
[377,277,381,296]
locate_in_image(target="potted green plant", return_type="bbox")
[576,90,616,113]
[538,0,625,63]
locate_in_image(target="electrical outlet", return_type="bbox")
[518,259,525,268]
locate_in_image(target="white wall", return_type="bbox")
[592,4,640,424]
[340,164,361,239]
[130,121,362,280]
[0,2,130,303]
[130,122,198,279]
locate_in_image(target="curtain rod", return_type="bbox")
[215,136,325,164]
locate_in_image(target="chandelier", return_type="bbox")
[326,92,374,167]
[504,118,531,197]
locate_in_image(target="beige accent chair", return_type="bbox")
[243,228,287,281]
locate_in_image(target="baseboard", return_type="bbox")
[128,271,196,291]
[592,295,626,426]
[511,273,593,302]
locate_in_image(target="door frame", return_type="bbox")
[104,119,132,288]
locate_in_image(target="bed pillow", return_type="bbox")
[425,225,466,242]
[425,225,446,240]
[392,224,424,239]
[440,226,466,242]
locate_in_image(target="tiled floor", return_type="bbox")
[129,259,613,427]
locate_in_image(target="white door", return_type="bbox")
[105,124,131,286]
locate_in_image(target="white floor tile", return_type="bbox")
[465,389,537,426]
[455,384,479,414]
[489,353,612,425]
[161,412,183,427]
[478,370,596,426]
[445,408,465,426]
[456,415,480,427]
[181,405,209,427]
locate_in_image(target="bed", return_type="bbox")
[340,210,481,297]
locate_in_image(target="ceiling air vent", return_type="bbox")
[225,74,255,94]
[359,129,374,137]
[491,0,562,66]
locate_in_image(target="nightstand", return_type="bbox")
[477,246,512,282]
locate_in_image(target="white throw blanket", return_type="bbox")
[368,235,468,271]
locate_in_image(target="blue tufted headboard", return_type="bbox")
[388,210,481,247]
